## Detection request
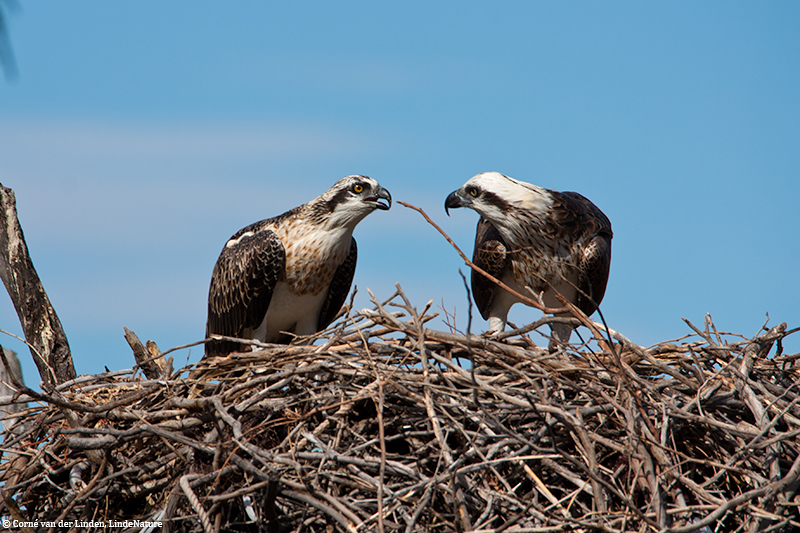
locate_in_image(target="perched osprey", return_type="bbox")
[205,175,391,357]
[445,172,612,350]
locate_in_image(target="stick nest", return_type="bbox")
[1,286,799,533]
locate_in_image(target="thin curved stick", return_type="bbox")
[398,200,566,315]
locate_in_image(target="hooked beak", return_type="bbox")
[444,189,468,216]
[366,186,392,211]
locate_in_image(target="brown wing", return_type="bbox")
[551,191,613,316]
[205,226,285,357]
[575,232,612,316]
[547,191,612,242]
[317,237,357,331]
[471,217,509,320]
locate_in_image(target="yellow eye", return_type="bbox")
[468,187,479,197]
[352,183,364,193]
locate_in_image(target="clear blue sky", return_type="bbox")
[1,2,798,384]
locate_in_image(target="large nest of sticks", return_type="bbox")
[1,286,798,533]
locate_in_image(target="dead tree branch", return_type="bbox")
[0,184,75,389]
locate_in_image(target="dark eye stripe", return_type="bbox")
[482,191,511,212]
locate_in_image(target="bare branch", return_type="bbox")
[0,185,75,388]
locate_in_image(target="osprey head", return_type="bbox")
[445,171,551,224]
[313,175,391,228]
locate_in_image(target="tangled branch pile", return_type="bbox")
[1,286,798,532]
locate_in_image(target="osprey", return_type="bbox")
[205,175,391,357]
[445,172,612,350]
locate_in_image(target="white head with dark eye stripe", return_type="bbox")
[310,175,392,229]
[445,172,552,228]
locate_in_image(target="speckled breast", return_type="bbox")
[510,234,582,290]
[276,221,349,296]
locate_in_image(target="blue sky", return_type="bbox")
[0,2,798,384]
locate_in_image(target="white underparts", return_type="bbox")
[249,282,329,343]
[487,270,579,344]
